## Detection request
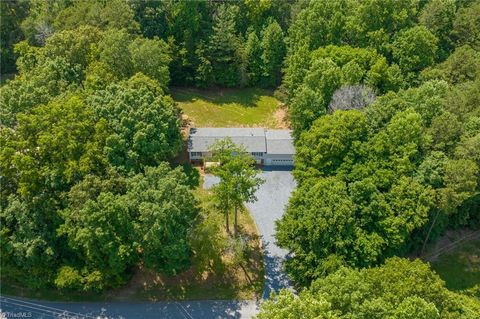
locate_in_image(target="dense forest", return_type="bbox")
[1,0,479,317]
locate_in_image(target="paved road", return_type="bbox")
[1,168,296,319]
[0,297,258,319]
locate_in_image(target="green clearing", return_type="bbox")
[431,238,480,292]
[172,87,282,128]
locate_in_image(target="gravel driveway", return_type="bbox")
[204,167,296,298]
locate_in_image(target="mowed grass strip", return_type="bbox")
[172,87,281,128]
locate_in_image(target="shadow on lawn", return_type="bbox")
[137,215,264,302]
[172,87,269,108]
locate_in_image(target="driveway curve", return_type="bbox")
[1,168,296,319]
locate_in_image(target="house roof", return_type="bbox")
[188,127,295,155]
[188,128,267,153]
[265,129,295,155]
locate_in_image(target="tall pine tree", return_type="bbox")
[207,4,242,87]
[261,20,286,87]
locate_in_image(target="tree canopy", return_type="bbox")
[1,0,479,307]
[257,258,480,319]
[1,1,191,291]
[279,77,480,285]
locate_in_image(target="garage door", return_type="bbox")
[271,159,294,166]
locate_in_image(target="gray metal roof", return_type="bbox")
[188,128,267,152]
[265,129,295,155]
[188,128,295,155]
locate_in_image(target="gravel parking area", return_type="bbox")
[204,167,296,298]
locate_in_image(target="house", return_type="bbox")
[188,127,295,166]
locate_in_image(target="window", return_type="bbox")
[251,152,263,157]
[190,152,202,157]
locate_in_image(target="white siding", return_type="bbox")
[265,154,294,166]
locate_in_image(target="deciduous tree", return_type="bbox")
[258,258,480,319]
[210,139,264,237]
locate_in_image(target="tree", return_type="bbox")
[428,111,463,153]
[287,45,402,137]
[128,165,199,274]
[392,26,439,75]
[245,30,263,86]
[257,258,480,319]
[207,4,243,87]
[437,159,479,214]
[53,0,139,33]
[311,45,399,92]
[421,45,480,84]
[282,107,440,284]
[294,110,369,182]
[287,0,350,50]
[194,41,214,87]
[20,0,66,45]
[282,41,311,99]
[42,25,102,72]
[276,176,355,285]
[346,0,420,54]
[166,1,210,86]
[444,79,480,122]
[288,58,342,134]
[87,74,182,172]
[59,192,136,290]
[365,80,448,130]
[129,37,171,91]
[98,29,133,79]
[257,289,340,319]
[57,164,198,290]
[2,95,104,198]
[289,87,326,136]
[419,0,456,58]
[1,95,106,288]
[0,43,85,127]
[1,195,59,288]
[451,2,480,50]
[130,0,169,39]
[210,139,264,237]
[260,20,285,87]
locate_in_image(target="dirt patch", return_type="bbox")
[273,103,290,129]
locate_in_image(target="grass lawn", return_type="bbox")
[1,166,264,302]
[172,87,286,128]
[430,238,480,292]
